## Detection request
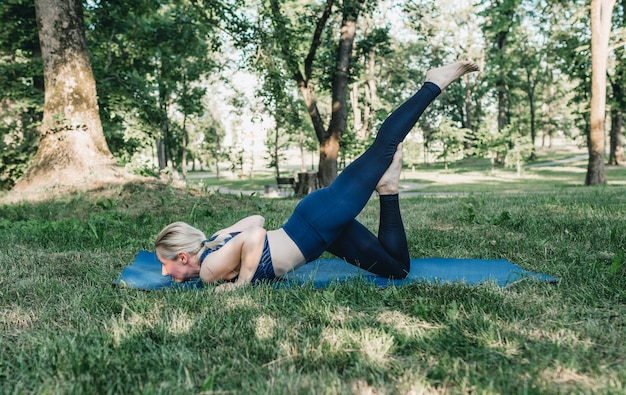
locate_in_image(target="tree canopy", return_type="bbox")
[0,0,624,193]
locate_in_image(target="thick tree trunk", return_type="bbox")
[12,0,124,197]
[318,134,340,186]
[586,0,614,185]
[272,0,361,186]
[318,1,361,186]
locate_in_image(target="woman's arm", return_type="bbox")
[199,226,266,285]
[211,215,265,236]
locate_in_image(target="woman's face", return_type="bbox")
[156,251,198,282]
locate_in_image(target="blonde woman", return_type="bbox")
[155,61,479,291]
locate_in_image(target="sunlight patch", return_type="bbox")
[540,365,597,391]
[475,316,520,357]
[165,311,193,335]
[376,310,441,338]
[0,305,36,331]
[396,369,445,395]
[221,293,263,310]
[524,327,592,349]
[255,315,276,340]
[107,303,161,346]
[329,305,362,324]
[351,379,378,395]
[321,327,394,365]
[482,330,520,357]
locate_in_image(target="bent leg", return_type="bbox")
[327,195,410,279]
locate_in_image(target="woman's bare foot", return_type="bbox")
[376,144,403,195]
[425,61,480,91]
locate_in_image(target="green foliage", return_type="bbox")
[0,0,43,189]
[0,0,619,191]
[0,109,40,189]
[87,0,217,171]
[432,119,468,169]
[549,0,593,138]
[470,122,509,169]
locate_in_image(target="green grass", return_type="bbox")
[399,154,625,194]
[1,162,626,393]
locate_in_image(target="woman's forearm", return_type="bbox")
[235,227,267,284]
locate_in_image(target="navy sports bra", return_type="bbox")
[199,231,241,263]
[199,231,276,283]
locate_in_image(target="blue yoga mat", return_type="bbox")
[112,251,558,290]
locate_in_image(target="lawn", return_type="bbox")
[1,154,625,394]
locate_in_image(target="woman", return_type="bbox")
[155,61,479,291]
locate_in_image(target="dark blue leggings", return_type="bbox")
[282,82,441,278]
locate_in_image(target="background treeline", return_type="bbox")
[1,0,624,191]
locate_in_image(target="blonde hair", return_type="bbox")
[155,222,206,263]
[154,222,234,264]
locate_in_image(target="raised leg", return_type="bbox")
[283,61,479,262]
[328,145,409,278]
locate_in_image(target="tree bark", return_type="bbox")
[496,32,508,132]
[12,0,124,197]
[586,0,614,185]
[609,107,625,165]
[276,0,363,186]
[319,1,361,186]
[609,9,626,166]
[525,68,538,159]
[365,50,377,137]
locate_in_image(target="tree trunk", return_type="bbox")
[497,83,507,131]
[181,112,188,180]
[525,69,538,160]
[318,0,361,186]
[318,134,340,186]
[545,83,555,149]
[609,63,625,165]
[157,129,167,170]
[528,90,537,159]
[586,0,614,185]
[365,50,377,137]
[349,51,376,141]
[12,0,124,197]
[273,128,281,179]
[609,108,625,165]
[464,82,473,131]
[271,0,362,186]
[496,31,508,132]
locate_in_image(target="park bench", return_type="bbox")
[274,172,320,196]
[276,177,296,195]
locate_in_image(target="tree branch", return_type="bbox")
[304,0,334,81]
[610,40,626,51]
